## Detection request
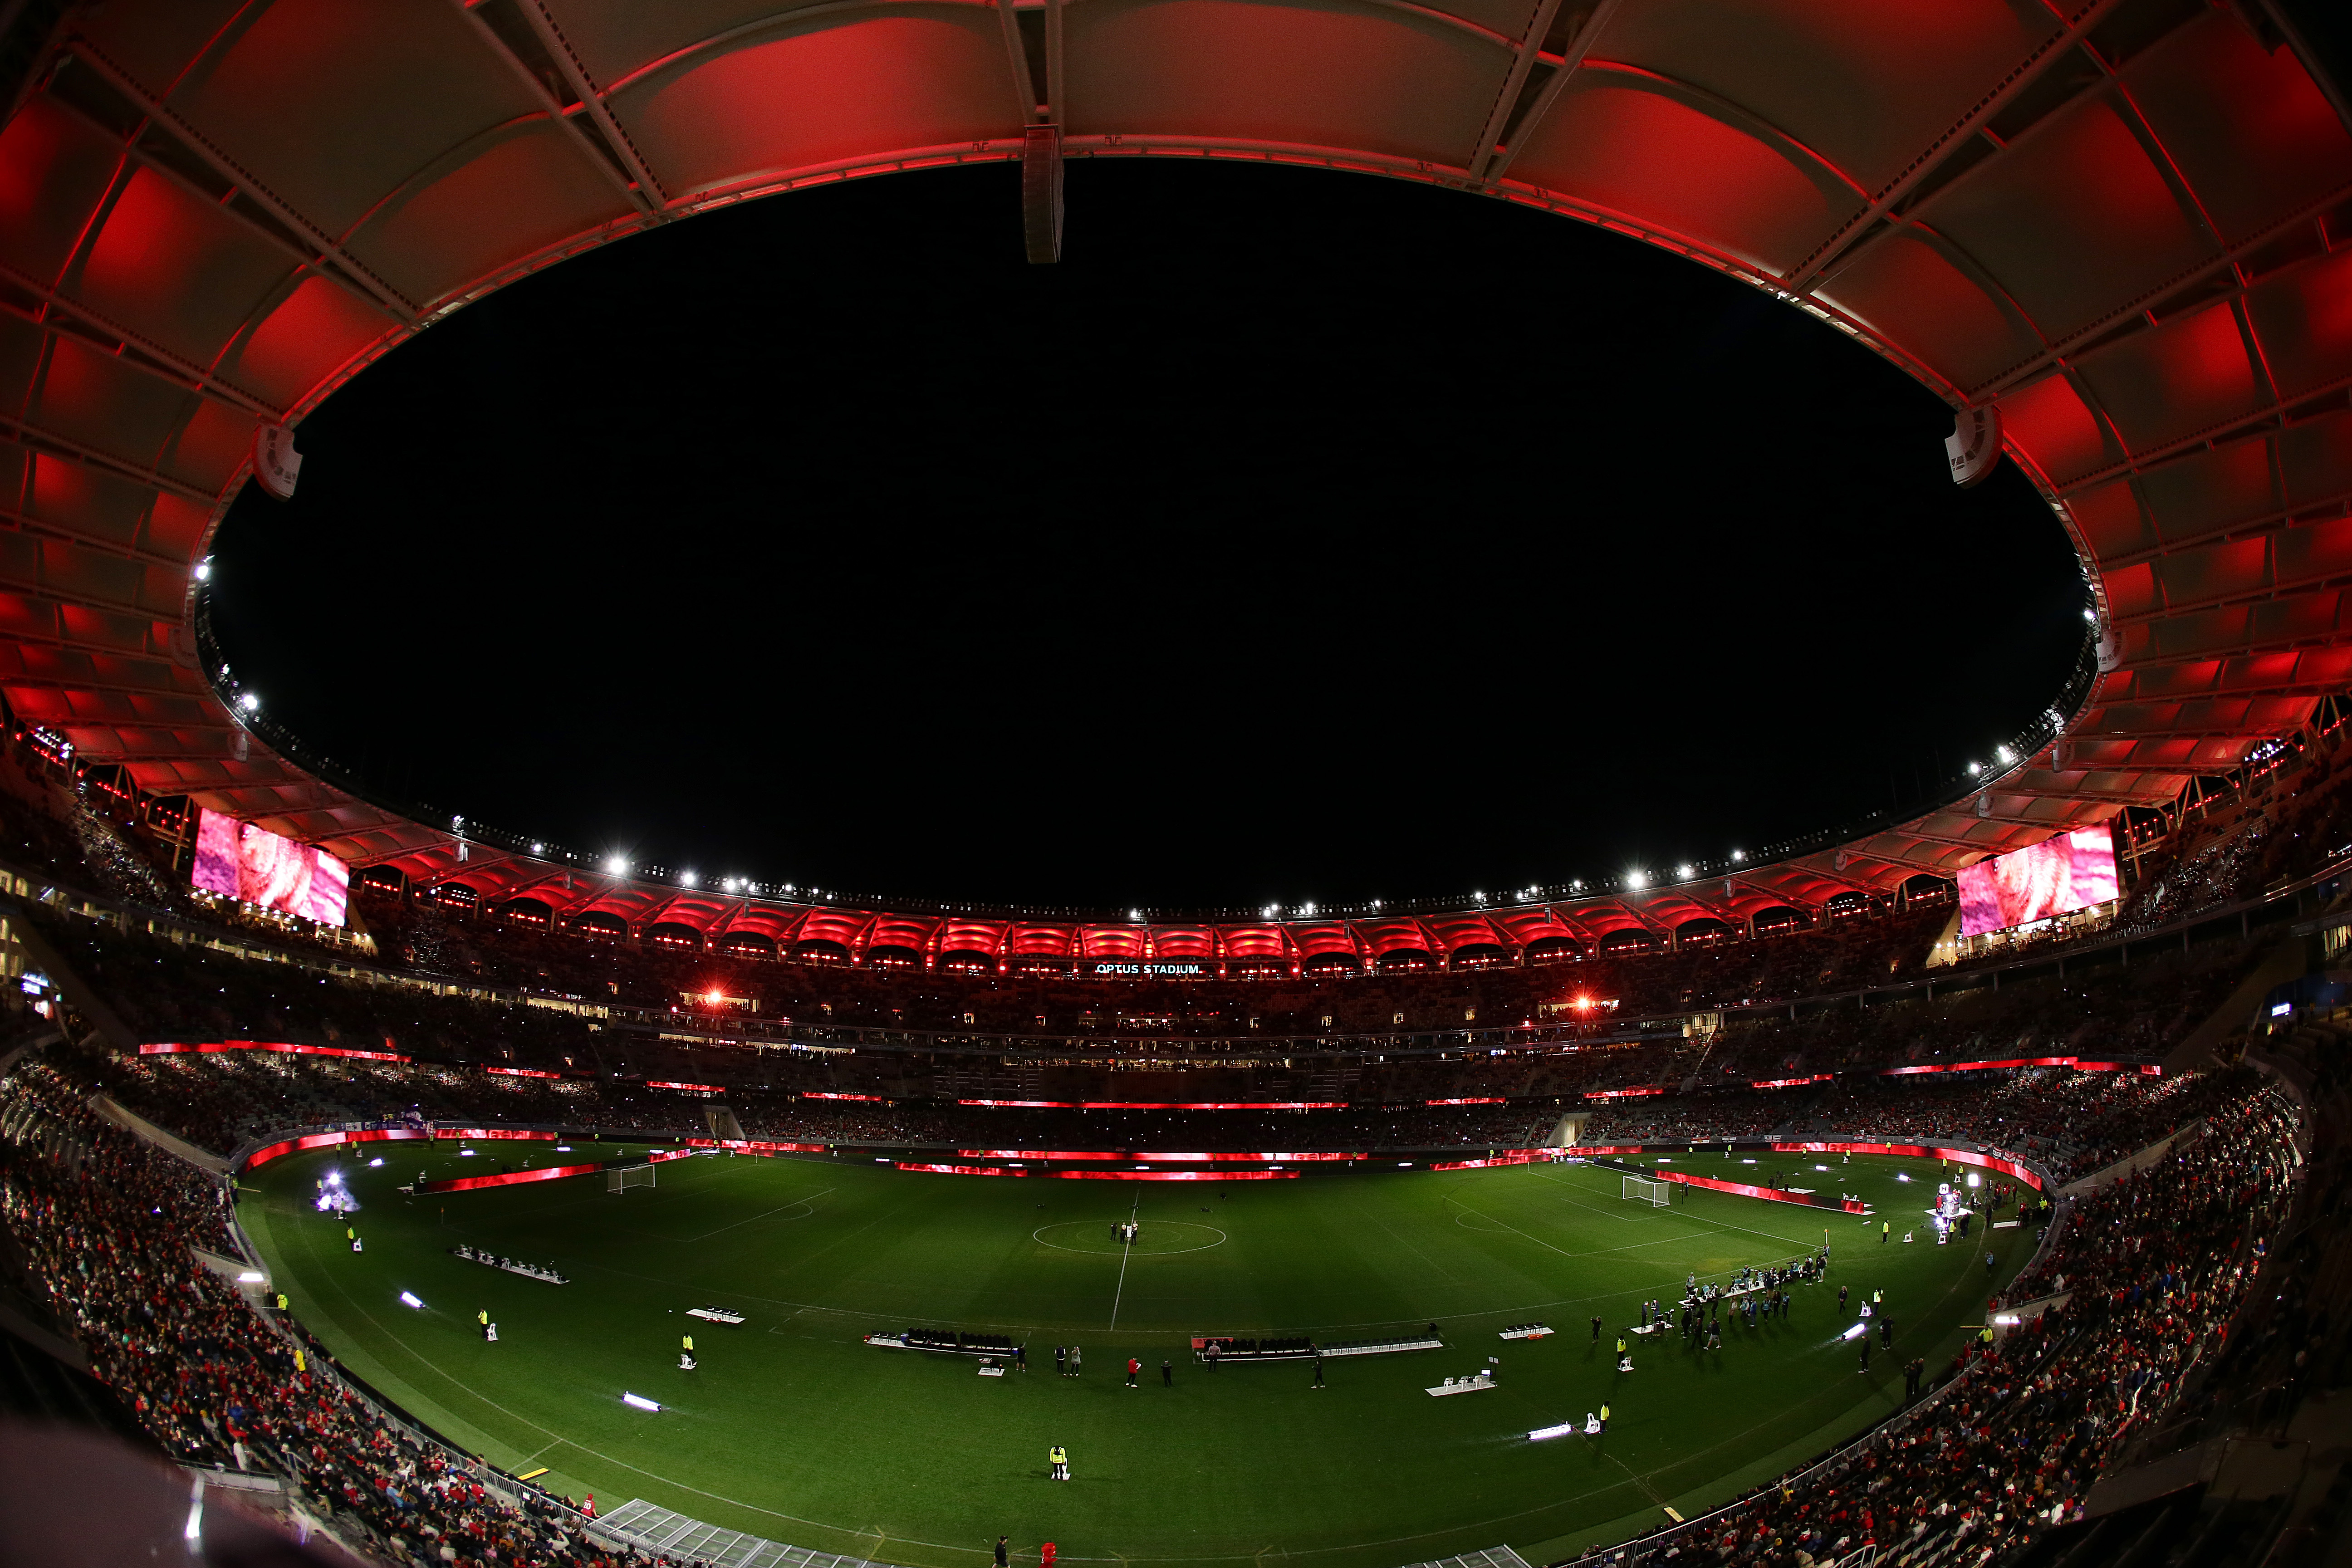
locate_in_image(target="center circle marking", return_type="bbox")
[1032,1220,1228,1256]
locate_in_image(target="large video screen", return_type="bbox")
[1958,824,2120,937]
[192,808,350,927]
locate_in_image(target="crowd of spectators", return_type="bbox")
[0,1057,655,1568]
[1578,1077,2302,1568]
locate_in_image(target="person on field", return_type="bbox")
[1161,1358,1172,1387]
[1070,1346,1082,1377]
[1838,1284,1850,1313]
[1015,1343,1027,1372]
[996,1537,1009,1568]
[1882,1220,1890,1243]
[1054,1345,1067,1376]
[1312,1354,1325,1388]
[680,1333,696,1370]
[1592,1315,1603,1342]
[1206,1341,1220,1372]
[1126,1357,1140,1388]
[1597,1402,1610,1434]
[1049,1445,1068,1482]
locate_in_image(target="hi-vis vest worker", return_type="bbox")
[683,1334,695,1352]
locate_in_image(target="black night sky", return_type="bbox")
[208,158,2087,914]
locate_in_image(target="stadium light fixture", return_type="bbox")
[237,692,260,712]
[1626,870,1647,889]
[1966,761,1980,774]
[530,842,544,854]
[193,558,213,582]
[1301,902,1315,917]
[1995,745,2014,764]
[1730,850,1744,862]
[1129,908,1142,921]
[1676,864,1693,879]
[400,1292,424,1309]
[606,855,628,875]
[622,1393,661,1412]
[2082,606,2097,621]
[681,871,697,887]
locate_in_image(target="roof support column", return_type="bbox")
[1023,125,1063,264]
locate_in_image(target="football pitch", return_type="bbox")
[240,1145,2027,1568]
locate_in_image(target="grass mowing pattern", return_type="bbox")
[241,1146,2024,1568]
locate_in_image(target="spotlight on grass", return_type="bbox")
[1840,1322,1867,1341]
[622,1392,661,1412]
[1528,1421,1576,1441]
[400,1291,424,1309]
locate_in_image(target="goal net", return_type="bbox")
[1621,1173,1674,1207]
[607,1164,656,1194]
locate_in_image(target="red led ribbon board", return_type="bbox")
[686,1138,827,1155]
[484,1066,563,1079]
[242,1128,429,1170]
[1582,1087,1663,1100]
[1749,1074,1834,1089]
[647,1081,725,1093]
[1770,1141,2045,1190]
[801,1092,887,1102]
[143,1040,408,1062]
[1425,1097,1507,1105]
[432,1128,558,1142]
[896,1162,1300,1181]
[954,1149,1362,1163]
[416,1161,603,1195]
[956,1100,1348,1110]
[1429,1149,1553,1171]
[1645,1168,1869,1213]
[1881,1057,2157,1077]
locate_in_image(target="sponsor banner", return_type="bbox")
[416,1161,603,1195]
[647,1081,726,1093]
[1429,1149,1554,1171]
[1583,1087,1663,1100]
[895,1162,1299,1181]
[1749,1074,1834,1089]
[1772,1140,2045,1191]
[485,1066,563,1079]
[1882,1056,2157,1077]
[432,1128,559,1142]
[956,1100,1348,1111]
[686,1138,828,1155]
[1426,1097,1508,1105]
[142,1040,408,1063]
[1646,1167,1869,1213]
[801,1092,888,1102]
[953,1149,1362,1163]
[242,1127,428,1170]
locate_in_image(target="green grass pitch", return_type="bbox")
[240,1145,2026,1568]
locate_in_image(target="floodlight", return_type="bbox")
[1730,850,1744,862]
[193,559,213,582]
[1676,864,1693,878]
[1840,1322,1867,1341]
[1528,1421,1576,1442]
[530,842,544,854]
[681,871,697,887]
[1301,902,1315,917]
[1966,762,1980,774]
[1897,1173,1910,1181]
[238,692,260,712]
[607,855,628,875]
[1967,1172,1980,1187]
[400,1292,423,1308]
[2082,606,2097,621]
[459,1150,475,1157]
[1626,870,1646,889]
[622,1393,661,1412]
[368,1157,383,1167]
[1129,908,1142,921]
[1996,745,2014,764]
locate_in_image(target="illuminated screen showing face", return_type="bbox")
[191,808,350,927]
[1957,824,2120,937]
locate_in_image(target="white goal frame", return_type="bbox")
[1621,1173,1674,1207]
[607,1164,656,1194]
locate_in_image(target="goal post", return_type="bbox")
[607,1164,656,1194]
[1621,1173,1674,1207]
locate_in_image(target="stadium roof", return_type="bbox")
[3,0,2349,950]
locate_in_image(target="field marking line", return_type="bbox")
[1107,1196,1140,1328]
[682,1188,834,1244]
[1350,1201,1463,1287]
